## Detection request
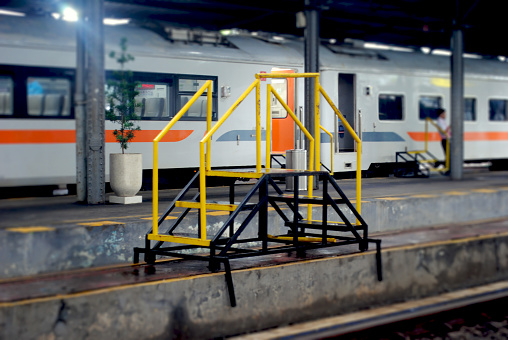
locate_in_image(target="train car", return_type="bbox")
[1,14,508,191]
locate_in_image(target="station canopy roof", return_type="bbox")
[2,0,506,59]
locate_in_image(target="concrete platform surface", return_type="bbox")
[0,217,507,339]
[1,168,508,279]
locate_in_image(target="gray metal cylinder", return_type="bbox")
[285,149,307,191]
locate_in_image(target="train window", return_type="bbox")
[464,98,476,121]
[135,83,169,118]
[271,79,288,118]
[177,77,217,120]
[419,96,442,119]
[0,76,13,116]
[378,94,403,120]
[489,99,508,121]
[27,77,71,117]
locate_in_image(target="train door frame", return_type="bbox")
[270,68,296,154]
[336,73,357,153]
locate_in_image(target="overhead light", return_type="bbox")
[421,47,431,54]
[463,53,481,59]
[51,13,61,20]
[0,9,25,17]
[432,49,451,56]
[220,29,232,36]
[498,56,506,62]
[104,18,130,26]
[62,7,78,22]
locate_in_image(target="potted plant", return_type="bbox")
[106,38,143,204]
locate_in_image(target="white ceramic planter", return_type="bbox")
[109,153,142,197]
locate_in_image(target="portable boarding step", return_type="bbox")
[133,169,382,307]
[395,150,447,178]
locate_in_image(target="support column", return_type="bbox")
[304,0,319,169]
[84,0,106,204]
[75,0,87,202]
[450,27,464,180]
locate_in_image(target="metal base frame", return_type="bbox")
[134,170,382,307]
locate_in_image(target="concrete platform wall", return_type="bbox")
[1,232,507,340]
[2,189,508,279]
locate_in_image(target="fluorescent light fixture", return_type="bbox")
[104,18,130,26]
[364,42,390,50]
[272,36,284,41]
[463,53,482,59]
[0,9,25,17]
[62,7,78,22]
[220,29,232,36]
[364,42,412,52]
[432,49,451,56]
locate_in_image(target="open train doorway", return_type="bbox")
[337,73,356,152]
[271,68,295,154]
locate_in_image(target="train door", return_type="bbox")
[271,68,295,153]
[337,73,356,152]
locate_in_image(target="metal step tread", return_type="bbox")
[284,220,366,231]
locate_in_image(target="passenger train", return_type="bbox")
[1,15,508,191]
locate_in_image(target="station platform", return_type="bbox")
[1,168,508,339]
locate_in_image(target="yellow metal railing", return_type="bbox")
[319,85,362,215]
[320,125,333,175]
[151,80,213,246]
[419,117,450,171]
[150,72,364,245]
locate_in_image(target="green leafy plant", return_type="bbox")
[105,38,141,153]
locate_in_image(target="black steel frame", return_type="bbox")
[133,170,382,307]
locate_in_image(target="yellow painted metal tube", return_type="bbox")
[319,85,361,216]
[152,80,212,237]
[314,76,320,173]
[153,141,159,234]
[154,80,212,143]
[270,86,315,220]
[356,142,362,215]
[207,82,212,166]
[199,141,207,240]
[256,81,262,172]
[255,73,320,79]
[269,87,314,150]
[425,118,429,152]
[201,79,259,146]
[319,86,360,143]
[266,85,273,170]
[320,125,333,175]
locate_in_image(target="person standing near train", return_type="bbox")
[436,108,450,156]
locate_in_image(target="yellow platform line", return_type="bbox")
[5,226,56,233]
[78,221,125,227]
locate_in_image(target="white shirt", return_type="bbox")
[436,116,449,139]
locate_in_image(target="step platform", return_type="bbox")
[135,168,381,307]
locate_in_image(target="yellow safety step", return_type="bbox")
[175,201,238,211]
[147,233,211,246]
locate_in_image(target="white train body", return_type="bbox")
[1,15,508,187]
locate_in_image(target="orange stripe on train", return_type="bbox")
[0,130,193,144]
[408,131,508,142]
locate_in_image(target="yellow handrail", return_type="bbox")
[425,117,450,170]
[319,85,362,216]
[198,79,260,237]
[152,80,212,235]
[320,125,333,175]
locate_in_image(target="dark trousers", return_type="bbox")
[441,139,447,155]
